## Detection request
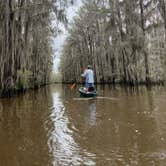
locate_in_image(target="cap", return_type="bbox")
[87,65,92,69]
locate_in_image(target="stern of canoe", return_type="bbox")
[79,87,97,97]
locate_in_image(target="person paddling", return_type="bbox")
[81,65,94,91]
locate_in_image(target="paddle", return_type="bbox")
[70,82,76,90]
[70,68,87,90]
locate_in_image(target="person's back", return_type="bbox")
[81,65,94,88]
[86,69,94,84]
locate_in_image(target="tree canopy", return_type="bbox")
[60,0,166,85]
[0,0,73,96]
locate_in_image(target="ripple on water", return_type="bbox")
[44,92,96,166]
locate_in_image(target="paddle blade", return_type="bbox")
[70,83,76,90]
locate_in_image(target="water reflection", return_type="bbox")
[47,87,96,166]
[87,100,97,127]
[0,85,166,165]
[0,87,53,166]
[61,85,166,165]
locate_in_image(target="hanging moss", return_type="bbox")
[16,70,33,90]
[60,0,166,85]
[0,0,72,97]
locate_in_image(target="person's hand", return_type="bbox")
[84,68,87,72]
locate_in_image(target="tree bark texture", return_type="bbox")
[60,0,166,85]
[0,0,71,97]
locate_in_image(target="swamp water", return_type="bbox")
[0,84,166,166]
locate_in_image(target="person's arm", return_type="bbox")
[81,69,87,77]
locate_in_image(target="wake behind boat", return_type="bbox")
[79,87,98,97]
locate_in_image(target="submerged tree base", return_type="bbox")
[1,80,165,98]
[0,83,50,98]
[0,89,26,98]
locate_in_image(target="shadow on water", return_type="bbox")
[1,84,166,165]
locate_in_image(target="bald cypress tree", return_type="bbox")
[0,0,72,97]
[60,0,166,85]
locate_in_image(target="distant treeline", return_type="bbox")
[60,0,166,85]
[0,0,71,97]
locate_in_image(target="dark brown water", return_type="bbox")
[0,84,166,166]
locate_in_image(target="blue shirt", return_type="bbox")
[81,69,94,83]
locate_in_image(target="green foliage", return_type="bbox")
[16,70,33,90]
[0,0,74,96]
[50,72,62,83]
[60,0,166,84]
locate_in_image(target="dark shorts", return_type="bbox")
[85,83,94,88]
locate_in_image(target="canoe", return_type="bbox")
[79,87,97,97]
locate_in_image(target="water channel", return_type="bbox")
[0,84,166,166]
